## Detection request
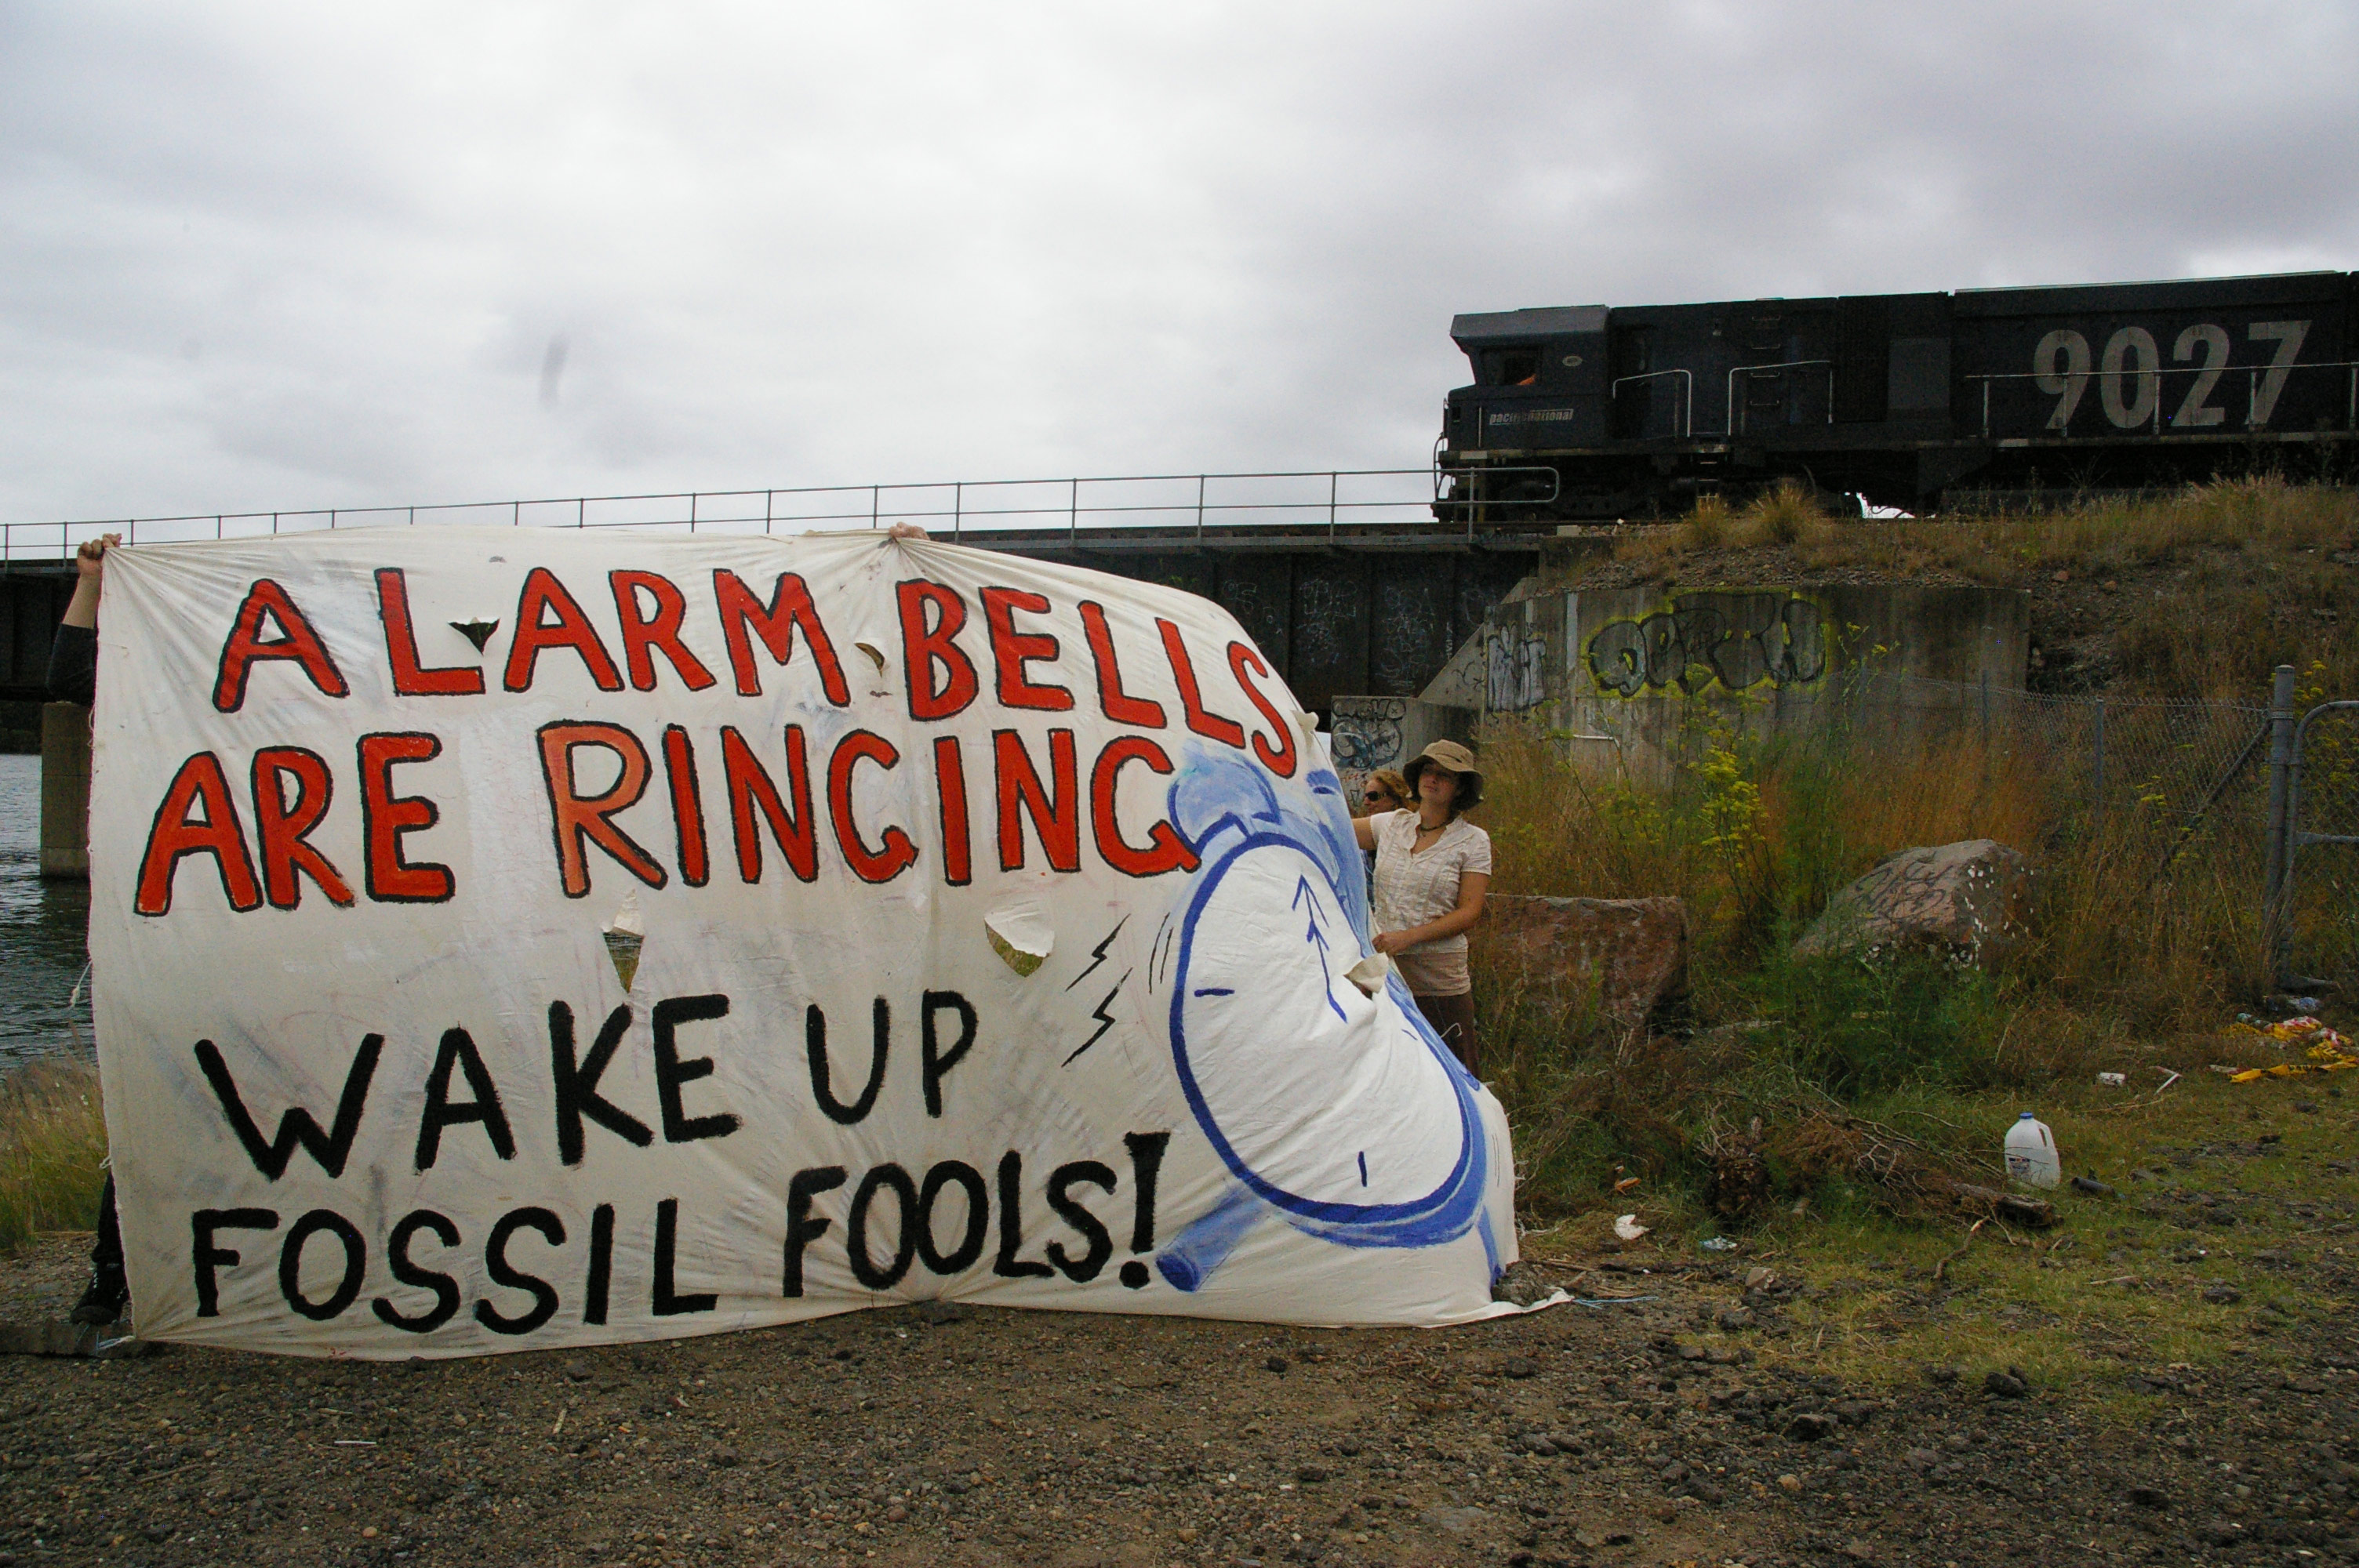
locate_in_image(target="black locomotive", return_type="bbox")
[1437,270,2357,516]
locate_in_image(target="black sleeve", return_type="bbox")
[46,622,96,706]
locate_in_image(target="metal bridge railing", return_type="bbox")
[0,466,1556,564]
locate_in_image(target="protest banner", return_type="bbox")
[88,528,1521,1356]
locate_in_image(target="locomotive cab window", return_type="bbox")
[1480,347,1542,387]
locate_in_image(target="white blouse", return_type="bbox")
[1370,810,1493,960]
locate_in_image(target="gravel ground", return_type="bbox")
[5,1234,2357,1568]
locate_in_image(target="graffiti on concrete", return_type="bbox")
[1586,592,1828,698]
[1330,696,1408,775]
[1419,643,1486,708]
[1486,627,1547,713]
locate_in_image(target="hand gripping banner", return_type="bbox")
[88,528,1520,1356]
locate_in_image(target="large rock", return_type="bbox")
[1791,840,2035,965]
[1482,895,1688,1026]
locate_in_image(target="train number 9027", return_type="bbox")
[2032,320,2310,431]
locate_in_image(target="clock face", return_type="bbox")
[1168,831,1470,1216]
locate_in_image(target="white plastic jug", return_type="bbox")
[2004,1112,2061,1189]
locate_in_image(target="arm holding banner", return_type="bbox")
[47,532,119,706]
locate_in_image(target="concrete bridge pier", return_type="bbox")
[41,702,89,880]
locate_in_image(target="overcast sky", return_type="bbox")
[2,1,2353,530]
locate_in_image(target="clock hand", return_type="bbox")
[1292,876,1348,1023]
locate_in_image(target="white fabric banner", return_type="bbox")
[89,528,1518,1357]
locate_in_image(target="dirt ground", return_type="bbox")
[4,1209,2356,1568]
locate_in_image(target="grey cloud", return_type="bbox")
[0,0,2350,527]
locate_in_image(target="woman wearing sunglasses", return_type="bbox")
[1360,770,1412,815]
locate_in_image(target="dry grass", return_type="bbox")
[1480,706,2284,1022]
[1795,473,2357,581]
[1746,479,1825,546]
[1466,676,2330,1225]
[1615,480,1840,564]
[0,1058,107,1254]
[1615,477,2359,699]
[1477,715,2052,956]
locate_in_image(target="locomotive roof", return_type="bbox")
[1452,272,2348,339]
[1950,269,2346,316]
[1450,306,1608,344]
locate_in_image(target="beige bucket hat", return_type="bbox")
[1403,739,1484,808]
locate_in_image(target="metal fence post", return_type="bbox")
[2262,663,2299,985]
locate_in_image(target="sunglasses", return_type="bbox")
[1363,790,1393,803]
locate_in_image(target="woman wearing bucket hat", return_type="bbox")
[1352,739,1492,1074]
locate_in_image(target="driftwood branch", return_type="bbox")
[1715,1110,2057,1229]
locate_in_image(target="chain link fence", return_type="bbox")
[1816,672,2356,991]
[2279,695,2359,990]
[1857,674,2271,827]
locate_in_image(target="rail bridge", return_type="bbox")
[1,469,1550,715]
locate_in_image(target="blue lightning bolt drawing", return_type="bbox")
[1064,914,1129,992]
[1063,971,1133,1065]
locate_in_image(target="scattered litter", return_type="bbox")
[1612,1175,1641,1194]
[1568,1294,1659,1309]
[2069,1175,2117,1196]
[2004,1112,2062,1189]
[2155,1069,2181,1092]
[1612,1214,1650,1242]
[1698,1236,1739,1253]
[2225,1014,2359,1080]
[2095,1072,2127,1087]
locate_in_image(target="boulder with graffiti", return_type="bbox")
[1791,840,2037,966]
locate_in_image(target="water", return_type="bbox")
[0,753,95,1065]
